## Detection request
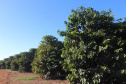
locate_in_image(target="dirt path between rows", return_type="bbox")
[0,69,69,84]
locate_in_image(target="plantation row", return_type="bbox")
[1,6,126,84]
[0,48,37,72]
[0,35,66,78]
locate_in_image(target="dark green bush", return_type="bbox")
[10,54,21,71]
[18,49,37,72]
[10,59,19,71]
[0,61,6,69]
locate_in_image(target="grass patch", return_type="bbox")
[5,69,19,73]
[60,83,66,84]
[12,76,39,82]
[42,81,51,84]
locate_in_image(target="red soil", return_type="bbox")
[0,69,69,84]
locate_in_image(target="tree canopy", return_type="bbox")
[31,35,65,79]
[58,6,126,84]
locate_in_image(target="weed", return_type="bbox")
[5,69,18,73]
[12,76,39,82]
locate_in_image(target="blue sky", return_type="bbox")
[0,0,126,60]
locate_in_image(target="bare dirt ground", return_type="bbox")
[0,69,69,84]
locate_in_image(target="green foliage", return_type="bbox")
[41,35,58,46]
[31,35,65,79]
[4,56,14,69]
[0,60,6,69]
[18,48,37,72]
[10,54,21,71]
[5,58,11,69]
[10,59,19,71]
[0,48,36,73]
[19,52,31,72]
[58,6,126,84]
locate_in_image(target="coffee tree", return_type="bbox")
[10,54,21,71]
[0,60,6,69]
[31,35,65,78]
[58,6,126,84]
[19,48,37,72]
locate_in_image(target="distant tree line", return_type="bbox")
[0,48,37,72]
[0,35,66,79]
[0,6,126,84]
